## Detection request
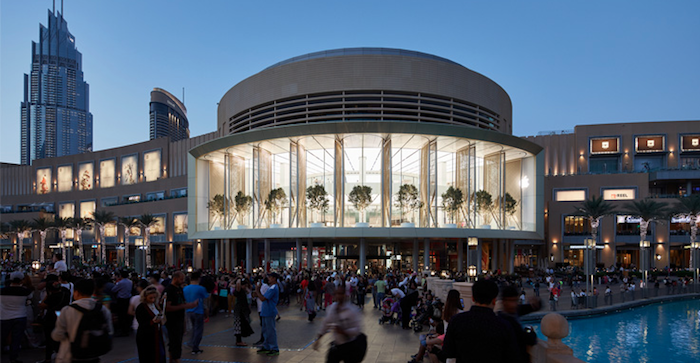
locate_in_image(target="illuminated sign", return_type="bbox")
[617,215,642,224]
[590,138,619,154]
[636,136,665,153]
[57,165,73,192]
[681,135,700,152]
[78,162,94,191]
[603,188,636,200]
[121,155,138,185]
[554,190,586,202]
[143,150,161,182]
[36,168,52,195]
[100,159,116,188]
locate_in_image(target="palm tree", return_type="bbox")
[676,195,700,268]
[52,217,72,263]
[574,195,617,244]
[93,210,116,265]
[136,214,159,269]
[72,217,93,265]
[117,216,135,267]
[622,199,672,245]
[32,217,54,263]
[9,220,31,263]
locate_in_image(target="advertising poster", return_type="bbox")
[36,168,52,195]
[121,155,138,185]
[78,162,94,191]
[57,165,73,192]
[174,214,188,234]
[80,201,96,220]
[144,150,161,182]
[100,159,116,188]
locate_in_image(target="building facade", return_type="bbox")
[150,88,189,142]
[20,9,93,165]
[526,120,700,271]
[191,48,545,274]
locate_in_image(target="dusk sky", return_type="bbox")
[1,0,698,164]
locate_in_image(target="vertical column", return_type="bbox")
[413,239,419,272]
[334,137,344,227]
[508,241,515,273]
[476,240,482,273]
[166,243,175,267]
[215,240,221,271]
[229,239,235,271]
[290,142,298,228]
[296,239,302,270]
[492,240,499,272]
[264,239,270,272]
[381,136,392,227]
[307,239,314,270]
[457,239,464,272]
[423,238,430,272]
[245,238,252,273]
[359,238,366,275]
[193,240,203,269]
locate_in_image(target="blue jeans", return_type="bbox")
[187,312,204,351]
[261,316,278,351]
[1,317,26,361]
[376,292,385,307]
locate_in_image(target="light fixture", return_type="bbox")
[656,254,662,261]
[91,244,98,249]
[640,240,650,249]
[468,237,478,247]
[468,265,477,278]
[32,260,41,270]
[187,266,193,273]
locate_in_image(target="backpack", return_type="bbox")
[69,302,112,359]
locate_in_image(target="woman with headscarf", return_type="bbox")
[232,278,254,346]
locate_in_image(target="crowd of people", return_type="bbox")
[1,253,695,363]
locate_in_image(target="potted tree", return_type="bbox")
[502,193,519,229]
[234,191,253,229]
[441,186,464,228]
[474,190,494,229]
[349,185,373,227]
[306,184,329,227]
[265,188,287,228]
[396,184,423,227]
[207,194,228,230]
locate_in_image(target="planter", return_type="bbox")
[270,223,282,228]
[401,222,415,228]
[310,222,324,228]
[237,225,248,229]
[444,223,457,228]
[355,222,370,228]
[480,224,492,229]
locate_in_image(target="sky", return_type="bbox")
[1,0,699,164]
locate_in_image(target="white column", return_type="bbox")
[413,239,419,272]
[424,238,430,272]
[457,239,464,272]
[359,238,366,275]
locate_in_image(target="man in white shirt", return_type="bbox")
[390,287,406,300]
[51,253,67,274]
[313,283,366,363]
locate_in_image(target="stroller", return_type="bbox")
[378,296,398,324]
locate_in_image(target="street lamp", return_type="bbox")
[468,265,477,282]
[584,238,596,307]
[640,240,650,297]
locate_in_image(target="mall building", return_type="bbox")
[2,48,697,273]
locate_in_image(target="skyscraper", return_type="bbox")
[150,88,189,141]
[20,8,93,165]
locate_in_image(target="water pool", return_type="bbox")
[531,299,700,363]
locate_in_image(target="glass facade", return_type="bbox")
[20,10,92,165]
[194,132,537,232]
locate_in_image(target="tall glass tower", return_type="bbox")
[150,88,189,141]
[20,9,93,165]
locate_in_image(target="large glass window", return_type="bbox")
[616,215,640,235]
[36,167,52,194]
[174,213,188,235]
[121,155,138,185]
[99,159,116,188]
[590,157,619,173]
[564,216,590,236]
[78,162,94,191]
[79,201,95,220]
[143,150,162,182]
[670,216,690,236]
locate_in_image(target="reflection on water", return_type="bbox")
[532,300,700,363]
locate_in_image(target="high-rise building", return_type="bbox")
[149,88,189,141]
[20,9,93,165]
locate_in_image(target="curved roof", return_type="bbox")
[264,47,460,71]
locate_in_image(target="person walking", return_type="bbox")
[232,278,254,346]
[52,279,114,363]
[112,271,134,337]
[36,274,71,363]
[164,271,198,363]
[184,271,209,355]
[255,272,280,356]
[135,285,166,363]
[374,275,387,309]
[312,283,367,363]
[1,271,32,363]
